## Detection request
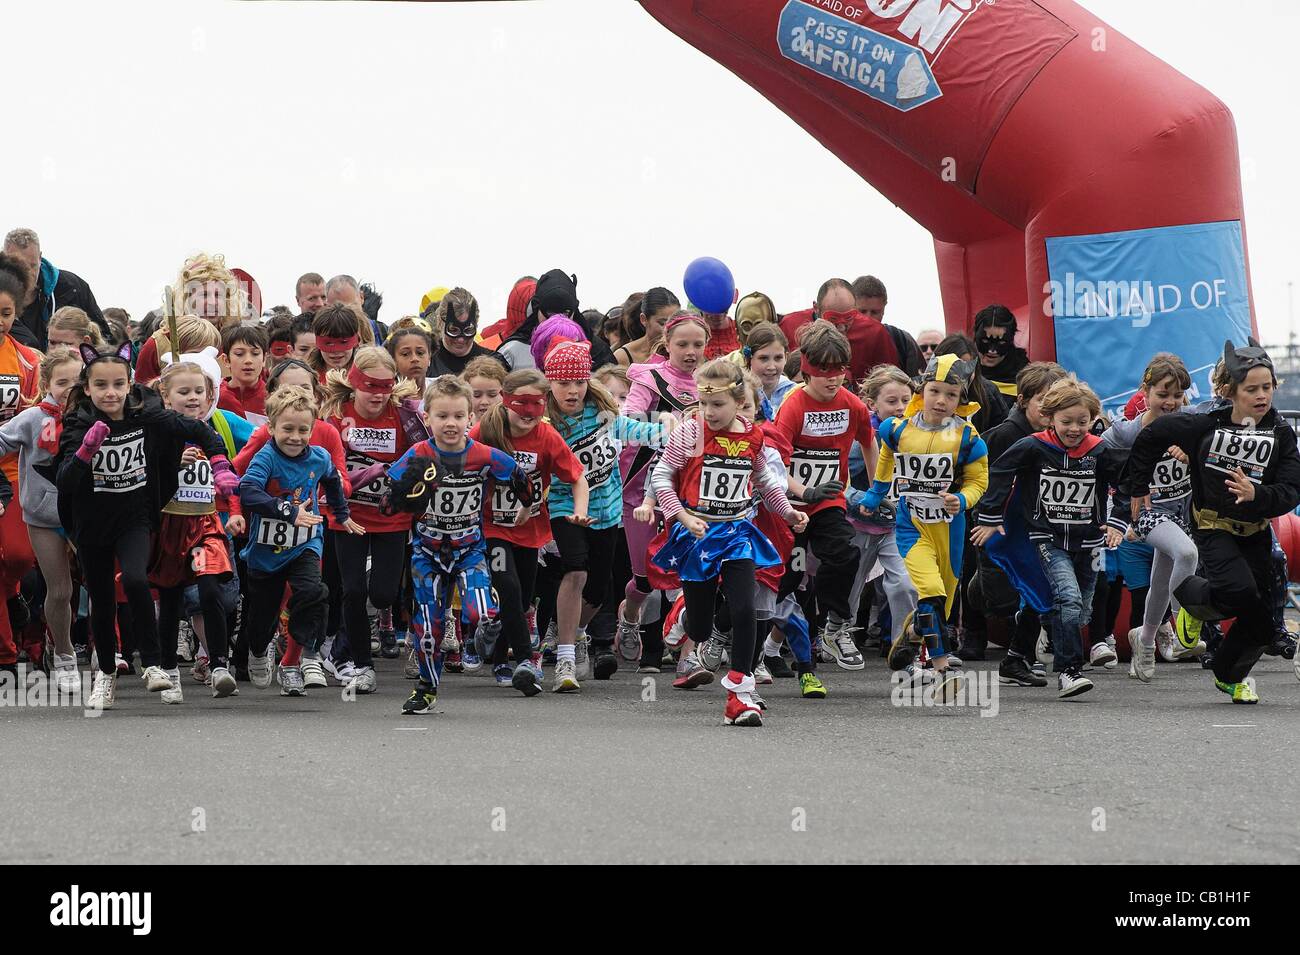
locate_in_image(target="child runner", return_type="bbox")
[57,341,238,710]
[308,304,362,385]
[464,354,506,423]
[974,378,1127,699]
[219,323,269,426]
[1127,339,1300,703]
[615,311,705,664]
[470,368,590,695]
[321,345,422,693]
[383,375,531,715]
[862,355,988,698]
[0,346,82,691]
[772,322,875,671]
[386,320,433,396]
[544,339,672,692]
[744,323,796,421]
[650,359,805,726]
[1100,354,1199,682]
[239,385,363,694]
[47,305,107,352]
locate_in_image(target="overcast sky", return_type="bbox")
[6,0,1298,343]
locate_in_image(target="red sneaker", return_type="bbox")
[724,688,763,726]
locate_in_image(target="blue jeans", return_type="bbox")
[1036,543,1097,673]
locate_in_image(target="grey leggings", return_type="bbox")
[1139,519,1199,646]
[848,530,917,641]
[28,526,74,657]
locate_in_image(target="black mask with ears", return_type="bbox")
[1223,336,1273,383]
[79,341,134,382]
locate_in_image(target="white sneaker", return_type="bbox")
[442,615,461,654]
[574,637,591,680]
[87,670,116,710]
[615,607,642,663]
[248,649,272,689]
[142,665,172,692]
[1058,668,1094,699]
[177,621,196,663]
[1127,628,1156,683]
[1088,641,1117,668]
[346,666,377,695]
[1035,629,1052,665]
[161,670,184,704]
[211,666,238,698]
[1103,634,1118,669]
[1156,623,1205,662]
[552,657,580,693]
[821,618,865,670]
[115,652,130,674]
[53,655,80,695]
[302,657,328,688]
[754,661,773,685]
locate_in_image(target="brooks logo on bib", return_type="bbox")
[1038,472,1096,525]
[801,410,849,438]
[573,429,618,489]
[790,447,840,490]
[0,375,20,424]
[1205,428,1274,484]
[92,429,147,494]
[696,455,753,519]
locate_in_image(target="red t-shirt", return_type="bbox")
[704,320,741,361]
[220,379,268,423]
[779,310,896,387]
[467,420,583,549]
[773,385,874,516]
[673,419,767,520]
[327,403,413,534]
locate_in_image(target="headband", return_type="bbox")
[697,381,737,396]
[269,341,294,359]
[544,340,593,382]
[502,392,546,417]
[800,354,848,378]
[316,333,359,355]
[348,364,395,396]
[1223,337,1273,383]
[664,313,711,340]
[79,342,134,382]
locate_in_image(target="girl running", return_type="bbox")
[464,355,506,423]
[386,320,433,396]
[308,304,364,385]
[744,323,795,421]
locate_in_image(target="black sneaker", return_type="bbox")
[379,629,400,659]
[402,683,437,715]
[763,654,796,679]
[999,654,1046,687]
[1266,629,1297,659]
[1057,667,1094,699]
[593,652,618,680]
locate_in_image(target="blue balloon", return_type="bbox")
[683,257,735,315]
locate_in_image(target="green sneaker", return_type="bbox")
[799,673,827,699]
[1174,608,1203,650]
[1214,677,1258,704]
[402,683,437,715]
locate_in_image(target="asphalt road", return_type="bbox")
[3,652,1299,864]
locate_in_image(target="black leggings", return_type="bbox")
[81,526,157,674]
[683,560,756,677]
[245,550,330,659]
[159,575,230,670]
[550,519,620,609]
[333,530,408,668]
[487,540,539,665]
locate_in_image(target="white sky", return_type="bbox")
[5,0,1298,343]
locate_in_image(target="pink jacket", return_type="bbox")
[618,358,698,506]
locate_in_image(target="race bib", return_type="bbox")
[245,412,268,429]
[1038,472,1096,525]
[347,425,397,456]
[255,515,318,551]
[801,409,849,438]
[491,451,544,524]
[345,451,390,508]
[420,473,484,536]
[790,447,841,492]
[174,457,214,506]
[91,429,147,494]
[1205,428,1274,484]
[1149,454,1191,503]
[893,452,955,497]
[696,454,753,519]
[0,375,20,424]
[906,493,953,525]
[573,429,618,489]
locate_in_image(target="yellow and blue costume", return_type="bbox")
[861,355,988,656]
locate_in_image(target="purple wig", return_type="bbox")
[530,314,587,370]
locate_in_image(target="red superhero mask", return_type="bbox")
[317,333,359,355]
[347,365,395,395]
[269,341,294,359]
[502,392,546,418]
[801,355,848,378]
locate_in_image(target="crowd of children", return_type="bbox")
[3,249,1300,725]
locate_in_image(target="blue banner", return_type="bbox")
[777,0,942,112]
[1045,221,1252,416]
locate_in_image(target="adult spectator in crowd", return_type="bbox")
[325,274,379,344]
[778,277,896,386]
[972,303,1030,402]
[295,272,327,316]
[852,275,925,376]
[480,277,536,354]
[917,328,944,363]
[428,287,509,377]
[3,228,108,350]
[498,269,614,370]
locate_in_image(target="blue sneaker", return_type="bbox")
[463,652,483,673]
[493,663,514,686]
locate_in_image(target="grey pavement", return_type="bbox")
[2,652,1299,864]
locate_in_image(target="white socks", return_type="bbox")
[763,636,783,658]
[557,644,576,664]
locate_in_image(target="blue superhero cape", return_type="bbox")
[983,486,1053,614]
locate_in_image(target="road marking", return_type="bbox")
[394,726,428,731]
[1211,724,1256,728]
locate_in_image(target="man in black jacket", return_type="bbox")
[3,228,108,350]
